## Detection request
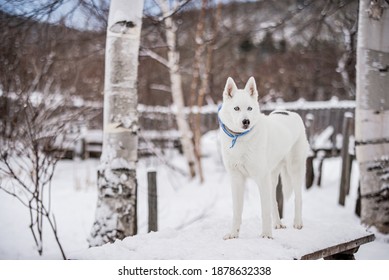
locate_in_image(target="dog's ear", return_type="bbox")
[223,77,237,99]
[244,77,258,98]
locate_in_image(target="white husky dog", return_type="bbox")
[218,77,309,239]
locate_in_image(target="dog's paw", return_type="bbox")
[274,223,286,229]
[260,232,273,239]
[223,232,239,240]
[293,222,303,230]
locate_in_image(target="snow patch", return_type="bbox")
[0,144,387,260]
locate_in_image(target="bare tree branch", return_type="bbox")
[155,0,193,22]
[140,47,170,68]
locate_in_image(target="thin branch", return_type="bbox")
[1,156,33,194]
[45,212,66,259]
[155,0,193,21]
[0,185,30,208]
[139,48,169,68]
[246,0,316,35]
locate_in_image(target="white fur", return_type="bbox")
[219,77,310,239]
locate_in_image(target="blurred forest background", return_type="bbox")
[0,0,358,110]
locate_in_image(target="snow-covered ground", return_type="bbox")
[0,131,388,259]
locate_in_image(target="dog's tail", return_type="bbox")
[280,167,294,200]
[280,131,309,200]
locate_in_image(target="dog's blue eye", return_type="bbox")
[248,107,252,111]
[234,106,240,111]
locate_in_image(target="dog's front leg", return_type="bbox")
[224,171,245,240]
[257,175,273,239]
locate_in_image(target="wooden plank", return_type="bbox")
[306,155,315,189]
[323,247,359,260]
[148,171,158,233]
[276,177,283,218]
[300,234,375,260]
[339,113,353,206]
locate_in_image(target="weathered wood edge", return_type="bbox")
[298,233,375,260]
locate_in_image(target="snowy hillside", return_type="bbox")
[0,131,388,259]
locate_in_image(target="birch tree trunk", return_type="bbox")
[355,0,389,234]
[189,0,207,183]
[89,0,144,246]
[159,0,197,178]
[192,0,222,183]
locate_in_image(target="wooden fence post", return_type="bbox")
[316,151,326,187]
[305,113,315,189]
[306,155,315,189]
[338,113,353,206]
[148,171,158,232]
[276,176,283,219]
[355,182,361,217]
[304,113,314,144]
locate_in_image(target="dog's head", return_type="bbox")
[221,77,260,132]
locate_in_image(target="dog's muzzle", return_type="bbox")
[242,119,250,129]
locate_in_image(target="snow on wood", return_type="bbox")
[71,153,374,260]
[1,149,388,259]
[71,203,372,260]
[137,99,356,115]
[2,93,355,116]
[312,126,334,150]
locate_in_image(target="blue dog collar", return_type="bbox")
[218,105,253,148]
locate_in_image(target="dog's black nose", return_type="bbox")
[242,119,250,126]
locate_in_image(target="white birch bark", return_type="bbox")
[355,0,389,234]
[89,0,144,246]
[158,0,196,178]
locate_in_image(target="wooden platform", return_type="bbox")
[71,216,376,260]
[71,166,378,260]
[300,233,375,260]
